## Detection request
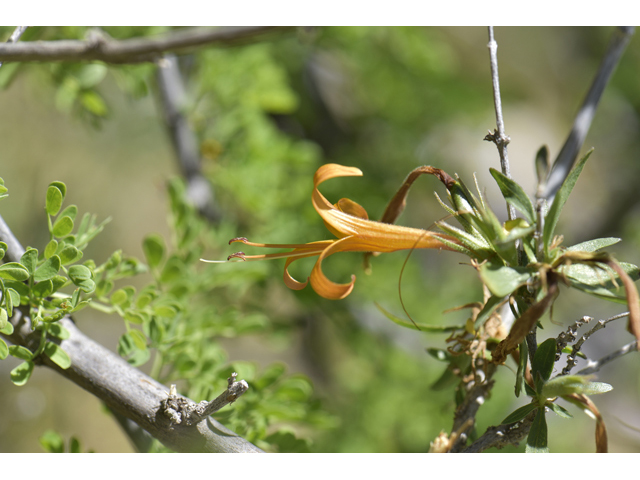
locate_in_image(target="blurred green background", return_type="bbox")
[0,26,639,452]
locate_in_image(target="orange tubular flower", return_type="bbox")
[205,164,459,300]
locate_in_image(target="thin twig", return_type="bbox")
[543,27,635,203]
[485,26,516,222]
[577,340,638,376]
[0,26,294,64]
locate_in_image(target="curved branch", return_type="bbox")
[0,26,294,64]
[0,214,261,453]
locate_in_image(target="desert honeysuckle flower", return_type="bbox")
[202,164,459,300]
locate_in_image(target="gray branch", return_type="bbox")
[485,26,516,222]
[577,340,638,376]
[156,54,219,221]
[462,411,535,453]
[0,26,294,64]
[542,27,634,202]
[0,213,261,453]
[0,26,28,68]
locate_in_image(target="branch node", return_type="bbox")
[160,373,249,427]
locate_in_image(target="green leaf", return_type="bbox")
[124,309,148,324]
[535,145,550,187]
[48,323,70,340]
[10,360,34,386]
[0,338,8,359]
[59,205,78,222]
[118,332,150,366]
[566,238,621,252]
[34,255,61,282]
[543,148,593,256]
[110,288,129,306]
[531,338,556,384]
[58,245,83,265]
[128,329,148,350]
[44,342,72,369]
[474,295,506,330]
[69,437,81,453]
[526,408,549,453]
[80,90,108,116]
[490,168,536,224]
[20,248,38,275]
[542,375,613,399]
[0,308,7,330]
[159,256,184,283]
[142,234,165,269]
[46,185,63,216]
[478,261,533,297]
[96,279,114,298]
[44,239,59,259]
[68,264,92,281]
[515,340,528,397]
[564,262,639,304]
[502,402,539,424]
[39,430,64,453]
[74,278,95,294]
[50,181,67,198]
[548,402,572,418]
[33,279,54,298]
[254,363,287,391]
[9,345,33,360]
[374,302,463,332]
[52,216,74,238]
[0,317,14,335]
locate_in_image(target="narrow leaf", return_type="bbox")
[526,408,549,453]
[0,338,8,359]
[543,148,593,256]
[502,403,538,424]
[490,168,536,223]
[374,302,463,332]
[531,338,556,383]
[548,403,573,418]
[566,238,621,252]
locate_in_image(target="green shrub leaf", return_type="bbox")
[10,360,34,386]
[526,408,549,453]
[44,342,72,369]
[46,185,63,216]
[34,255,61,282]
[52,216,74,238]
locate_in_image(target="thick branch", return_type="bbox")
[0,26,294,64]
[0,213,261,453]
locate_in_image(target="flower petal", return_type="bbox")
[309,236,358,300]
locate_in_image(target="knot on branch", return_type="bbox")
[483,129,510,147]
[160,373,249,427]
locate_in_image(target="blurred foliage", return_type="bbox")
[1,26,640,453]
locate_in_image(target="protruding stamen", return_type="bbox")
[227,252,247,261]
[229,237,248,245]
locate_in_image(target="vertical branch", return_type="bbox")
[156,54,220,221]
[485,26,516,222]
